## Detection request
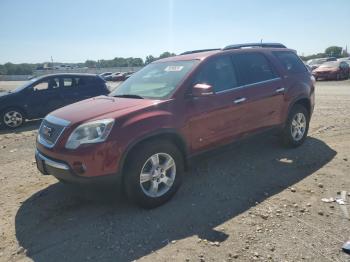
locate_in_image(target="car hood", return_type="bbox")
[50,95,163,124]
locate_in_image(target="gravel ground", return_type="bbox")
[0,80,350,262]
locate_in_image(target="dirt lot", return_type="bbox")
[0,80,350,262]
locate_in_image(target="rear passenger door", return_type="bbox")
[230,52,285,134]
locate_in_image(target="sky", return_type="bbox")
[0,0,349,64]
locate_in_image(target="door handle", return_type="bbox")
[233,97,247,104]
[275,87,285,93]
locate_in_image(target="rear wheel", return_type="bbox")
[1,108,25,129]
[282,104,309,147]
[124,140,184,208]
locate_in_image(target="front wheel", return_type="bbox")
[124,140,184,208]
[1,108,25,129]
[282,105,309,147]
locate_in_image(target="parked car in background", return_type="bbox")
[312,61,350,80]
[104,72,121,81]
[307,57,337,70]
[124,71,135,80]
[0,74,109,129]
[35,43,315,208]
[110,72,128,81]
[99,72,113,79]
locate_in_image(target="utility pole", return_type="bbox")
[51,56,54,71]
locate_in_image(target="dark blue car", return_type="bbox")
[0,73,109,128]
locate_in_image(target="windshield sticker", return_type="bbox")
[164,66,184,72]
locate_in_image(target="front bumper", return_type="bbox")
[35,150,121,185]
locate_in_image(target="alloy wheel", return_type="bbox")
[3,111,23,128]
[290,112,306,141]
[139,153,176,198]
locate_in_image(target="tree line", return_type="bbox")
[299,46,349,61]
[0,52,176,75]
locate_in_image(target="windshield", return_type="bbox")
[109,60,198,99]
[13,78,38,92]
[319,62,339,68]
[309,59,327,65]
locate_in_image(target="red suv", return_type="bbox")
[35,43,315,208]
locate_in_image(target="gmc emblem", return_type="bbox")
[42,125,54,137]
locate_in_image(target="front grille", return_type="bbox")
[38,118,66,147]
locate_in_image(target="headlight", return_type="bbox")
[65,119,115,149]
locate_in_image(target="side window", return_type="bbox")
[273,51,307,74]
[33,81,49,91]
[232,53,278,85]
[62,78,74,88]
[33,78,59,91]
[195,56,238,92]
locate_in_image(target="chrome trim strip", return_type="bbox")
[36,150,70,170]
[216,77,282,94]
[45,115,71,127]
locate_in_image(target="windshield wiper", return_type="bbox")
[113,94,144,99]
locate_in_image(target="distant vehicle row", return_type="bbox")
[306,57,350,81]
[99,71,134,81]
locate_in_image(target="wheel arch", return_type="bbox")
[287,96,311,119]
[119,129,189,176]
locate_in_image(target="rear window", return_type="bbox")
[273,51,307,74]
[231,53,278,85]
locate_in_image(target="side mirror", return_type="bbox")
[192,83,214,97]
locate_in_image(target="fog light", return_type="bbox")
[72,162,86,174]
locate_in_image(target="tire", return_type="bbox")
[1,108,25,129]
[282,104,309,148]
[124,140,184,208]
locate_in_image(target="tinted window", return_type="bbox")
[195,56,237,92]
[273,51,307,73]
[232,53,278,85]
[76,77,89,88]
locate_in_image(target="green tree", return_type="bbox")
[145,55,156,64]
[158,52,176,59]
[85,60,97,68]
[325,46,343,57]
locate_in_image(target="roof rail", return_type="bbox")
[180,48,221,55]
[222,43,286,50]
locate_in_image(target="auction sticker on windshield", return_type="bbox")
[164,66,184,72]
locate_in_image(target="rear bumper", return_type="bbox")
[35,150,121,185]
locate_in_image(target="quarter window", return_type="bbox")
[273,51,307,74]
[63,78,74,88]
[232,53,278,85]
[195,56,238,92]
